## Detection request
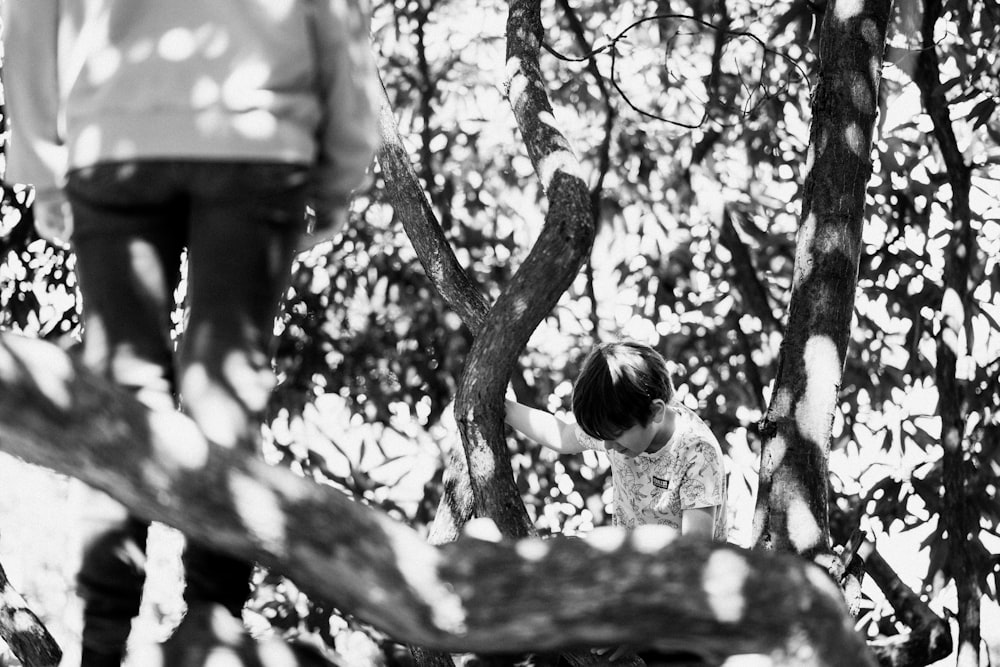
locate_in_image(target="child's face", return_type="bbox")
[604,400,669,457]
[606,419,660,458]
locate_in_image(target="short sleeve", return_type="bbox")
[678,440,725,510]
[574,424,605,452]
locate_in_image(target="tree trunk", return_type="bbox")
[0,332,878,665]
[448,0,596,540]
[752,0,893,559]
[912,1,980,664]
[378,8,601,655]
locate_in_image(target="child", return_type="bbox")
[505,340,727,540]
[2,1,378,665]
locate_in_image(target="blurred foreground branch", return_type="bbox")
[0,332,877,665]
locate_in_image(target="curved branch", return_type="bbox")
[865,547,953,667]
[376,76,491,333]
[447,0,596,539]
[0,332,877,665]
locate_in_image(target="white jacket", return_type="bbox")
[2,0,379,216]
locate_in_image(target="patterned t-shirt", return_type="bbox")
[576,404,728,541]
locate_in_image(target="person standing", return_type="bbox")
[1,1,380,665]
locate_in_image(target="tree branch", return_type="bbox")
[0,332,876,665]
[865,547,952,667]
[913,0,980,661]
[446,0,596,539]
[376,75,491,334]
[0,560,61,667]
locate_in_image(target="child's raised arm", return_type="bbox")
[504,399,587,454]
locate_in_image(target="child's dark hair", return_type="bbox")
[572,341,675,440]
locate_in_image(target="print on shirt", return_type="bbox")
[577,404,728,541]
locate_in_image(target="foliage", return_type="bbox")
[1,0,999,663]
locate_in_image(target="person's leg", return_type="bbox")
[66,162,187,666]
[173,161,309,616]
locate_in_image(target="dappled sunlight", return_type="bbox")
[148,409,210,472]
[228,470,288,556]
[585,526,628,553]
[630,524,678,554]
[536,146,582,189]
[467,446,496,478]
[701,550,749,623]
[463,517,503,543]
[515,538,551,562]
[180,363,243,448]
[843,121,865,156]
[833,0,865,22]
[939,287,966,357]
[848,74,874,115]
[158,27,202,62]
[785,486,823,554]
[1,0,997,660]
[793,213,817,286]
[505,57,527,103]
[796,335,840,448]
[0,335,73,410]
[385,532,469,636]
[221,349,274,414]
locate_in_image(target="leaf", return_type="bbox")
[932,74,964,99]
[972,299,1000,333]
[966,97,997,131]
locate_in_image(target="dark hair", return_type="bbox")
[572,341,674,440]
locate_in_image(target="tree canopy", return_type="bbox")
[0,0,998,665]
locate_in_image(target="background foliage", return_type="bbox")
[1,0,998,664]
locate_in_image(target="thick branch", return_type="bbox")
[0,333,877,665]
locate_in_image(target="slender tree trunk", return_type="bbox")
[449,0,595,540]
[912,0,980,664]
[752,0,893,561]
[378,16,608,659]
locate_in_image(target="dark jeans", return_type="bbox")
[66,161,309,659]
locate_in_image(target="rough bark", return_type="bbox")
[0,560,62,667]
[447,0,595,541]
[864,548,952,667]
[377,66,488,667]
[912,1,980,665]
[752,0,893,558]
[0,333,878,665]
[376,77,491,335]
[378,20,602,658]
